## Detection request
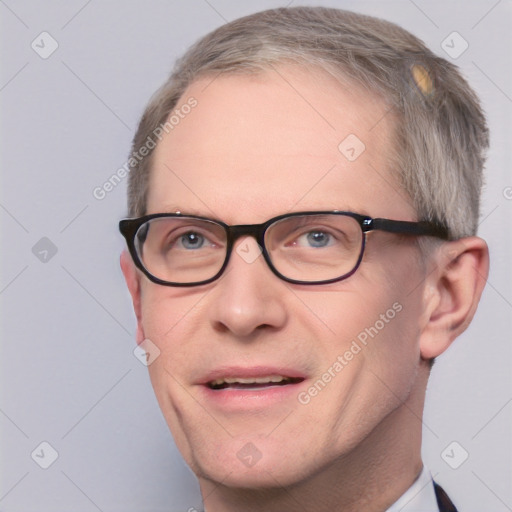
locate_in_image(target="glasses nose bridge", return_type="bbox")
[227,223,267,246]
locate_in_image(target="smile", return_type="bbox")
[208,375,304,390]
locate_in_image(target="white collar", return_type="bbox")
[385,466,439,511]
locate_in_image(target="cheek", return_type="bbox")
[139,285,207,346]
[140,289,211,467]
[356,260,425,395]
[139,288,210,403]
[315,257,423,381]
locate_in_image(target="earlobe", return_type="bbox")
[419,237,489,360]
[120,250,145,344]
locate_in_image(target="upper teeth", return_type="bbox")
[210,375,291,386]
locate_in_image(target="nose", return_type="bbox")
[208,237,288,338]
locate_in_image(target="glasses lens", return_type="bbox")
[135,217,227,284]
[265,214,363,282]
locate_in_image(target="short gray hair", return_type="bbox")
[127,6,489,240]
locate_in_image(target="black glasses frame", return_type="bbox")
[119,211,449,287]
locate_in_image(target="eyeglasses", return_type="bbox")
[119,211,449,287]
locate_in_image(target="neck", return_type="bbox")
[198,370,428,512]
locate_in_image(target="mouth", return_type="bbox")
[208,375,304,390]
[199,367,307,410]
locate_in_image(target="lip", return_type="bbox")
[199,365,307,385]
[197,365,307,412]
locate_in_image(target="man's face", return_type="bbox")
[131,66,430,487]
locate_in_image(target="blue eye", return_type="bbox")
[291,230,333,248]
[305,231,332,248]
[179,232,205,249]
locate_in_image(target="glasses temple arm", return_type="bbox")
[368,218,450,240]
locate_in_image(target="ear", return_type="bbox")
[419,236,489,360]
[120,250,145,344]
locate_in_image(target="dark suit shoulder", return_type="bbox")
[434,482,458,512]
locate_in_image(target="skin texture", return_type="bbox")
[121,66,489,511]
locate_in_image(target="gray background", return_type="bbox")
[1,1,511,511]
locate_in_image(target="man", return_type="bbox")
[119,7,489,511]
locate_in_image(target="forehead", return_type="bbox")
[147,65,415,222]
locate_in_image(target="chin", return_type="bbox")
[198,459,307,490]
[187,435,323,490]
